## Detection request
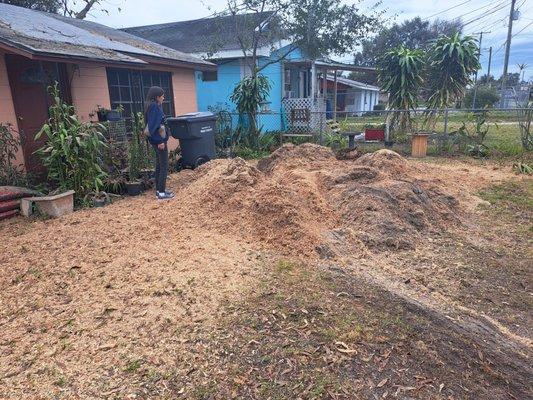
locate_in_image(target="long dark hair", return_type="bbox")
[144,86,165,116]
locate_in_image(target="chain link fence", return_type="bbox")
[215,108,531,157]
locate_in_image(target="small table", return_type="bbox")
[340,132,364,149]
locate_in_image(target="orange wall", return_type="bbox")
[69,63,111,123]
[1,56,198,165]
[0,52,25,169]
[69,64,198,151]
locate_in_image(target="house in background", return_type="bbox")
[0,3,214,177]
[124,12,376,132]
[320,75,380,115]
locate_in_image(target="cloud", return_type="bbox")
[85,0,533,76]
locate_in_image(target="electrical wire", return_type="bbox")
[458,0,507,21]
[461,1,511,27]
[494,19,533,54]
[466,11,509,33]
[423,0,476,20]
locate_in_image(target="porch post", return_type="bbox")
[333,70,338,121]
[311,61,316,101]
[322,68,327,100]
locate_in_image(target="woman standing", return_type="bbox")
[144,86,174,200]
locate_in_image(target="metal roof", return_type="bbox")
[286,58,376,73]
[0,3,214,68]
[123,11,280,55]
[326,75,380,91]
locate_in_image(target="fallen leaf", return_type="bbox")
[377,378,388,388]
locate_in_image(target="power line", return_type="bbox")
[494,19,533,54]
[423,0,475,20]
[466,11,508,33]
[459,0,508,21]
[470,0,533,32]
[464,1,515,32]
[512,19,533,37]
[461,1,511,27]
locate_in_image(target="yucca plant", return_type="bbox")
[425,33,480,122]
[230,74,271,148]
[378,47,425,131]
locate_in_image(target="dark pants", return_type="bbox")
[152,143,168,193]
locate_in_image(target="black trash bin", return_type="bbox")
[166,112,217,169]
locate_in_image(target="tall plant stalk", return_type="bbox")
[35,84,107,204]
[377,47,425,131]
[230,74,271,148]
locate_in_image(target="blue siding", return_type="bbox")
[194,45,309,132]
[195,59,242,112]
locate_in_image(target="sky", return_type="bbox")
[84,0,533,80]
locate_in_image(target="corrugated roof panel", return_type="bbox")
[0,3,214,67]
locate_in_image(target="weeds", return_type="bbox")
[124,359,142,373]
[0,123,28,186]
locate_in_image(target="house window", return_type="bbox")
[106,68,175,131]
[202,71,218,82]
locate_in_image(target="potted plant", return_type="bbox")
[95,105,123,122]
[364,123,386,141]
[133,112,155,189]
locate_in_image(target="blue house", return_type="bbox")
[124,12,377,132]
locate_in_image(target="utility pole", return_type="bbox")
[487,46,493,86]
[472,31,490,109]
[501,0,517,106]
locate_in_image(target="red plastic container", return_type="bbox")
[364,128,385,141]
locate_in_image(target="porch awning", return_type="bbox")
[285,58,376,73]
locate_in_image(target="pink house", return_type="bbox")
[0,3,214,177]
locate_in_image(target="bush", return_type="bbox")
[449,111,491,157]
[0,123,28,186]
[35,84,107,205]
[463,85,500,109]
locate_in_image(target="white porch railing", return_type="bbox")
[282,97,326,134]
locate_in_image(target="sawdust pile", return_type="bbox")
[174,144,461,257]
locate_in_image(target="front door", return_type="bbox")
[5,55,71,179]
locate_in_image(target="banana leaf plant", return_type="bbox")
[377,46,425,132]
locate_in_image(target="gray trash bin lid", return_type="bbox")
[173,111,216,123]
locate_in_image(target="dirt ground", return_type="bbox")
[0,144,531,399]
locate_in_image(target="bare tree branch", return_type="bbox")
[75,0,99,19]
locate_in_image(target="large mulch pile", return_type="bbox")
[173,144,463,256]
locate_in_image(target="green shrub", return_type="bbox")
[234,146,269,160]
[463,85,500,109]
[323,132,347,149]
[0,123,28,186]
[35,84,107,205]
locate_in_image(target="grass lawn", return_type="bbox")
[335,113,528,158]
